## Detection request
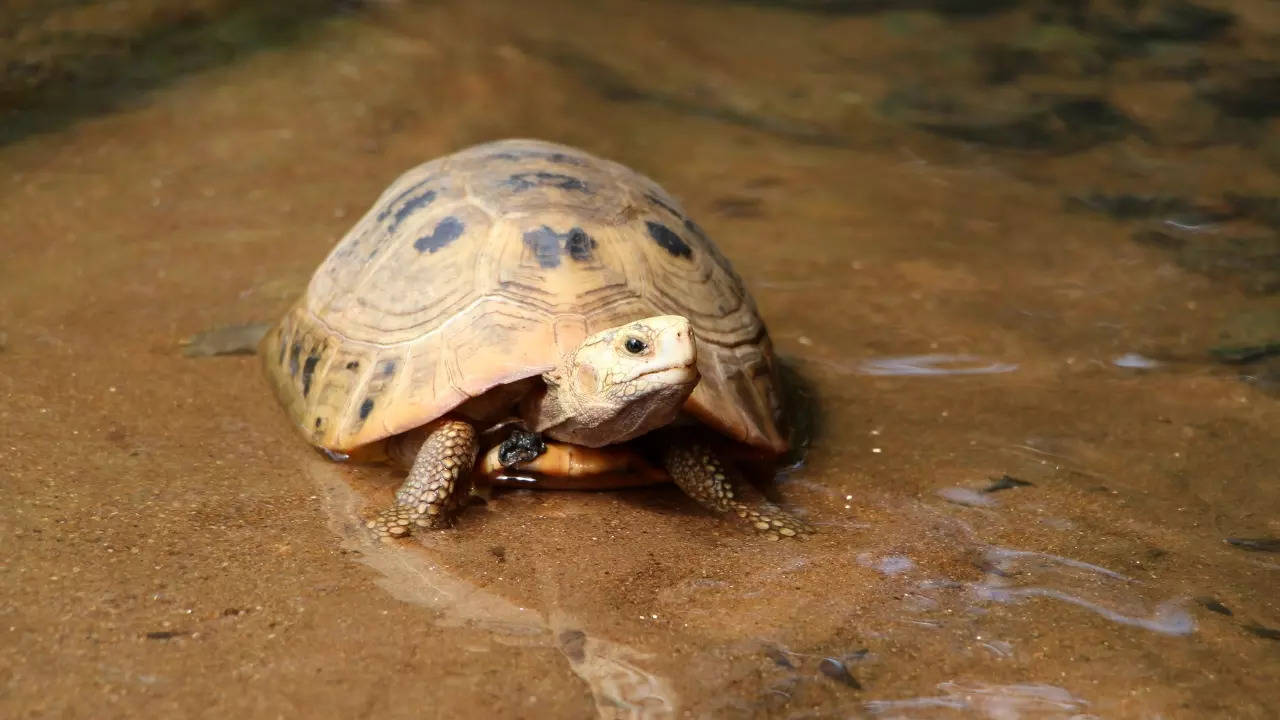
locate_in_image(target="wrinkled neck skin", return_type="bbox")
[520,331,699,448]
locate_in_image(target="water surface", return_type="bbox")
[3,1,1278,717]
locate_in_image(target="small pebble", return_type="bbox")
[181,324,270,357]
[818,658,862,689]
[1195,597,1232,616]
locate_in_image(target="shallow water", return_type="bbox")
[3,0,1279,717]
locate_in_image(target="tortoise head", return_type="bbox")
[522,315,699,447]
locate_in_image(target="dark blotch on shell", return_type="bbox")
[646,221,693,259]
[523,226,597,268]
[506,172,589,193]
[543,152,586,166]
[523,227,562,268]
[389,189,437,232]
[414,217,465,254]
[486,150,587,166]
[645,192,682,218]
[288,342,301,378]
[683,219,710,242]
[301,355,320,396]
[376,177,435,224]
[345,360,360,370]
[359,398,375,420]
[566,228,595,261]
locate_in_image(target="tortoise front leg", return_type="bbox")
[368,417,479,540]
[662,440,812,540]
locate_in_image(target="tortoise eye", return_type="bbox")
[624,337,648,354]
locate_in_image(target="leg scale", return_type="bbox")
[367,418,478,541]
[663,441,813,540]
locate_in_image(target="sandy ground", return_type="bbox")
[3,1,1279,717]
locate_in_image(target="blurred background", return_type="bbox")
[2,1,1278,718]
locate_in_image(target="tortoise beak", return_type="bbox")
[628,316,698,386]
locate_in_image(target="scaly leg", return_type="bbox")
[662,440,812,540]
[368,418,478,540]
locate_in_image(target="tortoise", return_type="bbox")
[261,138,810,540]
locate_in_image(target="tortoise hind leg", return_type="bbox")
[661,440,812,540]
[368,418,479,541]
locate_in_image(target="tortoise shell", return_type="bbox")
[261,139,786,454]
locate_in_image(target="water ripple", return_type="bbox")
[858,354,1020,376]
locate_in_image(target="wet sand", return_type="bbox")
[3,1,1279,717]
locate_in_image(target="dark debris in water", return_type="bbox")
[1066,192,1280,229]
[1064,193,1231,226]
[1,1,356,147]
[144,630,189,640]
[1223,194,1280,231]
[1225,537,1280,553]
[764,644,797,669]
[1195,597,1233,616]
[982,474,1033,493]
[728,0,1018,16]
[1061,0,1235,44]
[817,657,862,689]
[881,90,1135,153]
[526,43,845,147]
[1130,231,1280,296]
[1239,359,1280,397]
[1208,343,1280,365]
[1243,624,1280,641]
[864,0,1277,157]
[1198,63,1280,120]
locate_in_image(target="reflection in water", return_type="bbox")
[971,548,1195,636]
[937,487,998,507]
[1110,352,1161,369]
[858,553,917,576]
[865,681,1094,719]
[312,462,679,719]
[858,355,1020,376]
